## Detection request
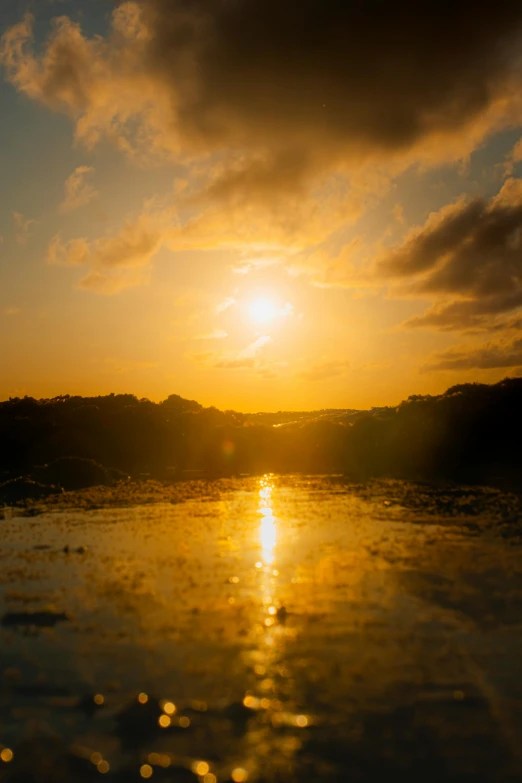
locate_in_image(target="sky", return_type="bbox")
[3,1,522,411]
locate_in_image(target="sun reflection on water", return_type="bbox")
[237,477,313,779]
[258,479,276,565]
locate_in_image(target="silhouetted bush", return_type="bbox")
[2,379,522,487]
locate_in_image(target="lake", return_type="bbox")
[1,475,522,782]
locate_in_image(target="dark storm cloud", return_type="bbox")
[4,0,522,181]
[424,337,522,371]
[140,0,522,161]
[378,179,522,330]
[378,200,487,279]
[405,293,522,332]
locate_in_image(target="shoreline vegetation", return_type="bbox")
[1,378,522,503]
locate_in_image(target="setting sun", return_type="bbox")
[248,298,277,324]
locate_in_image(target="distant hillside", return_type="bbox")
[2,379,522,489]
[242,408,361,427]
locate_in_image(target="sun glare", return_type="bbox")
[249,298,277,324]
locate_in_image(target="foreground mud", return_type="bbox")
[1,476,522,782]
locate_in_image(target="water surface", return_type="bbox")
[1,475,522,782]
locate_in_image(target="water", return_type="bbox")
[1,475,522,781]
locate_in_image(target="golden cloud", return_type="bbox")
[60,165,98,213]
[188,334,272,371]
[46,208,172,293]
[12,211,37,245]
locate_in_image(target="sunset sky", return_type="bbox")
[3,0,522,411]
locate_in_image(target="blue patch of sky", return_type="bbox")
[0,1,114,242]
[0,0,190,304]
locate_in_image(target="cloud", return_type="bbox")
[239,335,271,358]
[424,337,522,372]
[47,235,90,266]
[233,255,281,275]
[0,4,416,272]
[8,2,522,293]
[216,296,235,313]
[0,8,173,158]
[190,334,271,371]
[46,208,171,293]
[83,213,166,269]
[377,178,522,331]
[51,173,358,287]
[162,164,360,258]
[404,294,522,332]
[12,211,36,244]
[60,165,98,212]
[298,359,350,382]
[393,204,406,226]
[504,137,522,176]
[287,235,371,287]
[77,269,150,295]
[4,1,522,190]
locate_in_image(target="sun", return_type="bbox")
[248,298,277,324]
